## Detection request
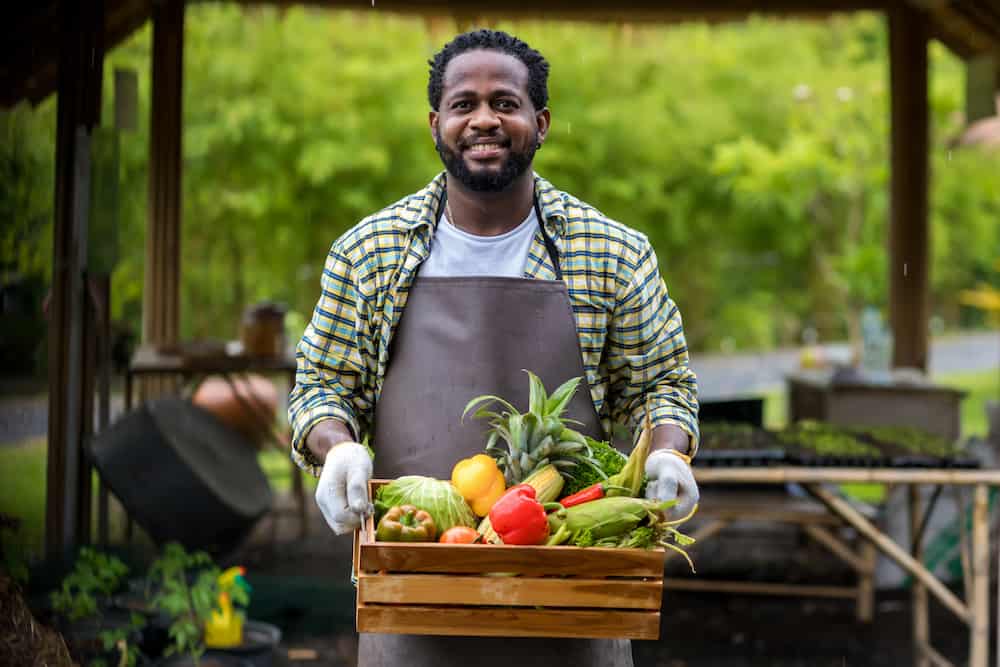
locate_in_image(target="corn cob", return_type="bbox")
[545,496,673,545]
[478,464,564,543]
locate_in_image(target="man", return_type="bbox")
[289,29,699,667]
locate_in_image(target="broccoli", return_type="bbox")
[563,439,628,496]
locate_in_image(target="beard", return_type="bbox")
[435,130,538,192]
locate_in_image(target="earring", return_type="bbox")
[536,142,542,150]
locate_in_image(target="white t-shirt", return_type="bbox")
[418,207,539,278]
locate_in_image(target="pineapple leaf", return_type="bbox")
[544,376,582,416]
[526,371,547,417]
[462,395,517,421]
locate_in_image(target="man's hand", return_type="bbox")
[310,421,373,535]
[644,449,699,519]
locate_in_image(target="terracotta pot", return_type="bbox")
[191,375,278,445]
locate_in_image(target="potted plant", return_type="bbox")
[49,546,147,667]
[147,543,278,667]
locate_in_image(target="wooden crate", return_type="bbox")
[353,480,666,639]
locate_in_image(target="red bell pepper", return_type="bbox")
[488,484,556,545]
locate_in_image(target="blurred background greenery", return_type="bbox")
[2,7,998,361]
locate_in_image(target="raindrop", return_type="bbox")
[903,263,908,277]
[567,122,572,134]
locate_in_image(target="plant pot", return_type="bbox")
[57,608,142,666]
[205,620,282,667]
[156,654,252,667]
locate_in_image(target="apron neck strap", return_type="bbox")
[437,189,563,281]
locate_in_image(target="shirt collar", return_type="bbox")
[393,171,567,239]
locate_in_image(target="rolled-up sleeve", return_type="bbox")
[606,242,700,456]
[288,243,373,476]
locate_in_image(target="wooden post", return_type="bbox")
[857,540,877,623]
[969,484,989,667]
[46,0,104,560]
[909,486,930,667]
[143,0,184,393]
[887,5,930,371]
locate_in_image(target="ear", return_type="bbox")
[429,111,439,143]
[535,108,551,146]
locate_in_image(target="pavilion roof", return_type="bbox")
[3,0,999,109]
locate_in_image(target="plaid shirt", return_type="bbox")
[289,172,699,476]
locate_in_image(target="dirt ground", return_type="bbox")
[224,490,994,667]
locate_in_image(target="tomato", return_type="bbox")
[438,526,483,544]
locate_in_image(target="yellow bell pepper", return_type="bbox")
[451,454,506,516]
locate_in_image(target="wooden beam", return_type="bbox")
[664,578,858,599]
[888,4,930,371]
[694,467,1000,485]
[46,0,104,559]
[144,0,184,355]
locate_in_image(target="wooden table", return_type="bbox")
[100,342,307,543]
[682,466,1000,667]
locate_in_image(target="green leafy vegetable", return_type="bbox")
[562,438,626,496]
[375,476,477,534]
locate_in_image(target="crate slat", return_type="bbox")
[360,542,664,577]
[357,604,661,639]
[358,572,663,609]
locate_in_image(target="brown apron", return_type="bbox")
[362,198,634,667]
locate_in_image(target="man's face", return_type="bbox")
[430,49,550,192]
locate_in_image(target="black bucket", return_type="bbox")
[88,397,273,555]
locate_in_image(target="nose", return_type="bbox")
[468,102,500,132]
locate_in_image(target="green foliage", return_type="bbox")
[50,547,146,667]
[50,547,130,621]
[3,9,998,353]
[147,542,218,662]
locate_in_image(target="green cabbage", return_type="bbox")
[374,476,477,533]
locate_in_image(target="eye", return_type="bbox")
[451,100,471,111]
[495,99,517,111]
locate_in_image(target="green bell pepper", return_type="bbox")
[375,505,437,542]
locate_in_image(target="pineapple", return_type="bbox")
[462,371,604,486]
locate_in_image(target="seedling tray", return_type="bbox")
[353,480,666,639]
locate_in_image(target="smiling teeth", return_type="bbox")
[469,143,501,152]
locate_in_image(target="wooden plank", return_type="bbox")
[910,486,930,667]
[360,541,664,577]
[805,484,971,624]
[358,572,662,610]
[888,4,930,371]
[969,484,989,667]
[356,604,661,639]
[664,579,856,599]
[694,468,1000,486]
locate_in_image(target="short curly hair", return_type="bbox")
[428,29,550,112]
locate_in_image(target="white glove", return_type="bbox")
[644,449,699,519]
[315,442,374,535]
